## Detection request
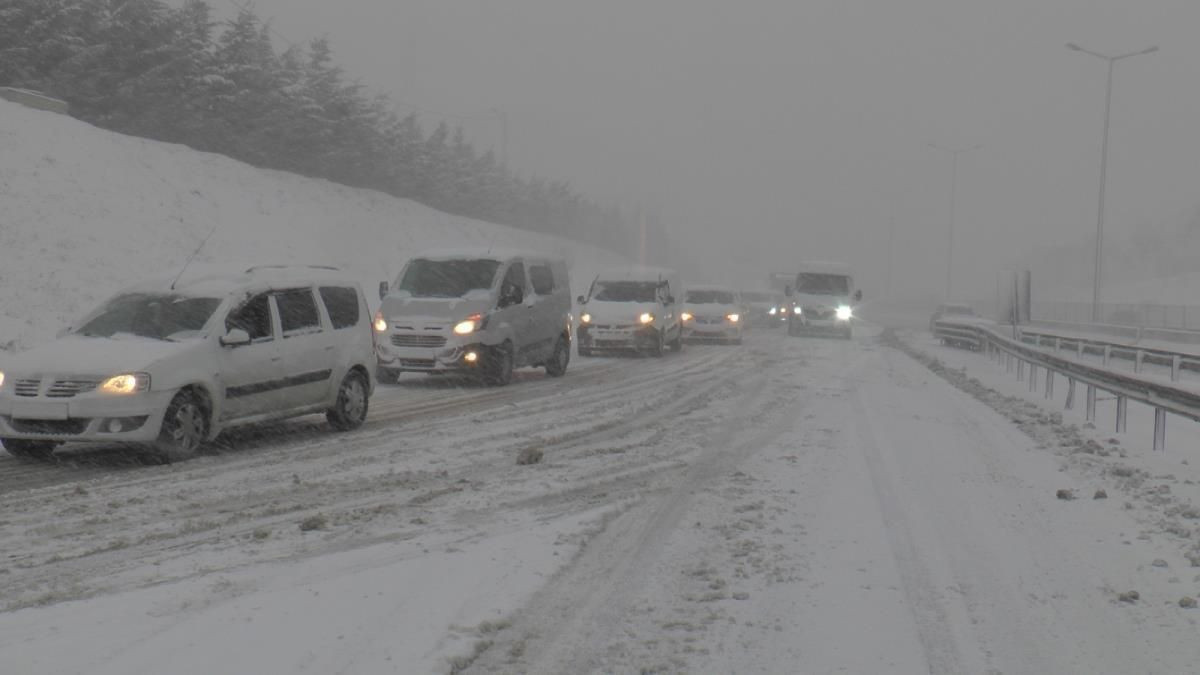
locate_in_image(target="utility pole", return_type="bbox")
[886,213,896,299]
[1066,42,1158,323]
[927,142,981,301]
[491,108,509,167]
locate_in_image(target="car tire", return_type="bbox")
[545,335,570,377]
[376,366,401,385]
[484,342,514,386]
[670,331,683,352]
[154,391,209,463]
[327,369,369,431]
[0,438,57,460]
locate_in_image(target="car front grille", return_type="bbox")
[399,358,437,369]
[806,307,833,320]
[391,335,447,348]
[8,418,89,435]
[46,379,100,398]
[13,379,41,397]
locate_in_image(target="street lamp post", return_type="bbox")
[928,142,981,301]
[1066,42,1158,323]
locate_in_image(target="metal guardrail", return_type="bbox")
[933,318,1200,452]
[1016,324,1200,382]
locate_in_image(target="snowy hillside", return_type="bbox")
[0,98,625,350]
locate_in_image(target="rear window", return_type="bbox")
[319,286,360,329]
[530,265,555,295]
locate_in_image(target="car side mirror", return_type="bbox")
[56,326,72,339]
[854,290,863,302]
[665,295,675,305]
[220,328,252,347]
[500,285,523,308]
[379,281,389,301]
[577,295,587,304]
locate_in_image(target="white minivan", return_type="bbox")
[0,266,376,462]
[785,261,862,339]
[375,249,573,385]
[577,266,684,356]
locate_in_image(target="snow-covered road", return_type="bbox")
[3,326,1197,674]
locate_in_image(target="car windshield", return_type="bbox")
[794,273,850,295]
[395,258,500,298]
[77,293,221,341]
[942,305,975,315]
[592,281,658,303]
[687,290,735,304]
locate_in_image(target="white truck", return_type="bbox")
[785,262,861,339]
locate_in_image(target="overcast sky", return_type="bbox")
[206,0,1200,300]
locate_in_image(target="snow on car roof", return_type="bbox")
[687,284,737,293]
[411,247,564,263]
[594,265,677,282]
[793,261,853,275]
[121,265,360,298]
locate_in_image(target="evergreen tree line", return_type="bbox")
[0,0,633,253]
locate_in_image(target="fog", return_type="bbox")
[222,0,1200,303]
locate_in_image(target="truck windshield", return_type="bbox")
[592,281,658,303]
[794,273,849,295]
[78,293,221,341]
[687,290,735,304]
[396,258,500,298]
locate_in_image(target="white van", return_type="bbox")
[785,262,862,339]
[0,266,376,462]
[375,249,573,385]
[577,266,684,356]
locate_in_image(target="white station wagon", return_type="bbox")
[0,266,376,462]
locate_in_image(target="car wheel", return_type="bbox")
[484,342,514,386]
[154,391,208,463]
[0,438,57,460]
[327,369,369,431]
[545,335,570,377]
[376,366,401,384]
[670,331,683,352]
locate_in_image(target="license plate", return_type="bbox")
[12,401,70,420]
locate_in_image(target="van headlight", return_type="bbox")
[639,313,655,325]
[0,371,5,389]
[792,306,802,315]
[726,313,740,323]
[836,305,853,321]
[681,311,694,322]
[454,313,486,335]
[580,313,592,324]
[373,310,388,333]
[768,307,777,316]
[100,373,150,394]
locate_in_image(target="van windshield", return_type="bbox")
[592,281,658,303]
[396,258,500,298]
[794,273,850,296]
[77,293,221,341]
[687,290,735,304]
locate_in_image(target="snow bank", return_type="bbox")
[0,98,623,350]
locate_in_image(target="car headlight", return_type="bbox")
[836,305,853,321]
[639,313,655,325]
[580,313,592,324]
[726,313,740,323]
[100,373,150,394]
[373,310,388,333]
[681,311,694,322]
[0,371,5,389]
[454,313,485,335]
[768,307,777,316]
[792,306,802,315]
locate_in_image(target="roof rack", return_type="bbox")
[243,264,341,274]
